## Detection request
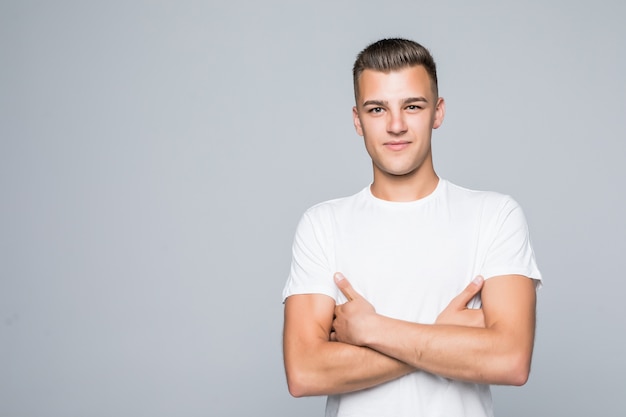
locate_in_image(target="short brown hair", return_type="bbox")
[352,38,438,102]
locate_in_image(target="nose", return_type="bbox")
[386,110,408,135]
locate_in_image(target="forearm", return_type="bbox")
[284,336,414,397]
[283,291,414,397]
[362,318,532,385]
[333,274,537,386]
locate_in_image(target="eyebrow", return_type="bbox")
[361,97,429,107]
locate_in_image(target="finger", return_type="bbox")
[462,275,484,303]
[334,272,357,302]
[451,275,484,308]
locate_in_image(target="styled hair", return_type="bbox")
[352,38,438,102]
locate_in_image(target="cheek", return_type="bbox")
[360,119,383,136]
[362,134,372,150]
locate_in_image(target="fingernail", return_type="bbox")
[473,276,484,285]
[334,272,345,282]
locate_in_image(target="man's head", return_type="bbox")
[350,39,445,195]
[353,38,438,103]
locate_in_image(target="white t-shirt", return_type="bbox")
[283,179,542,417]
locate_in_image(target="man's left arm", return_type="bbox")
[332,273,537,386]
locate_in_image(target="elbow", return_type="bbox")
[286,362,334,397]
[287,382,307,398]
[286,373,306,398]
[499,352,532,386]
[284,343,329,397]
[506,367,530,387]
[285,365,318,398]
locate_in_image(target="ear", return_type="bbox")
[352,106,364,136]
[433,97,446,129]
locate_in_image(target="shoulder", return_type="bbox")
[443,180,520,213]
[301,187,369,222]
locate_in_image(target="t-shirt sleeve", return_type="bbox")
[282,210,338,302]
[480,196,542,287]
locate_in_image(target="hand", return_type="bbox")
[435,276,486,328]
[331,273,377,346]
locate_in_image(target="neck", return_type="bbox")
[370,167,439,202]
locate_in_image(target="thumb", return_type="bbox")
[334,272,358,302]
[451,275,484,308]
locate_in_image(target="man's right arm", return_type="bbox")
[283,293,414,397]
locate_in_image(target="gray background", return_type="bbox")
[1,0,625,416]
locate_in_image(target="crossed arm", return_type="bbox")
[283,273,536,397]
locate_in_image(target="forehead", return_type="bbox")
[357,66,434,103]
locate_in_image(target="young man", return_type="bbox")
[282,38,541,417]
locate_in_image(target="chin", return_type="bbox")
[382,167,419,177]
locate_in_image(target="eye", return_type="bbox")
[368,107,384,114]
[406,105,423,111]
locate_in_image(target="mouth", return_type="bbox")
[383,141,411,151]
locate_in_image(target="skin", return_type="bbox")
[283,274,486,397]
[283,64,537,396]
[332,273,536,385]
[353,66,444,201]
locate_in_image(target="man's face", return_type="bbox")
[353,65,445,179]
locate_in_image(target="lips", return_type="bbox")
[383,141,411,151]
